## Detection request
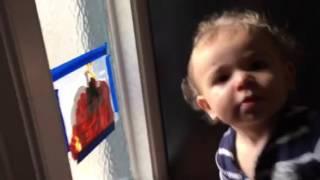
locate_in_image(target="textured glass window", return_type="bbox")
[35,0,133,179]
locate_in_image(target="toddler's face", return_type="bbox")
[192,27,294,128]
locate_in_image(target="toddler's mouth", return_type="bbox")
[242,95,260,103]
[240,95,261,112]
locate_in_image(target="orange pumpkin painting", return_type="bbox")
[69,78,114,160]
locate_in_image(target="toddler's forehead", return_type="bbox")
[189,26,282,75]
[197,25,267,49]
[192,26,248,60]
[194,26,279,59]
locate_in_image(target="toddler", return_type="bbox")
[181,10,320,180]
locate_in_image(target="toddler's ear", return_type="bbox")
[196,96,217,120]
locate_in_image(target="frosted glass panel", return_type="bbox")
[35,0,133,179]
[35,0,108,68]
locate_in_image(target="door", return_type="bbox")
[0,0,167,179]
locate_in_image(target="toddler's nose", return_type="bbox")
[235,71,256,91]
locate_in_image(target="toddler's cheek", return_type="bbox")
[215,100,237,124]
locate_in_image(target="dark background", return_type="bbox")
[146,0,320,179]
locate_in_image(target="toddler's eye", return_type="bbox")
[214,74,230,84]
[249,59,268,71]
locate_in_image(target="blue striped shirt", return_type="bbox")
[215,106,320,180]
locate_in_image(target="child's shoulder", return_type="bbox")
[273,105,320,139]
[281,105,320,133]
[268,106,320,179]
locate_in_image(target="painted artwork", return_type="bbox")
[70,78,114,160]
[52,44,119,162]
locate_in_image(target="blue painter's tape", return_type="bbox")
[51,43,107,82]
[76,122,115,163]
[105,55,119,112]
